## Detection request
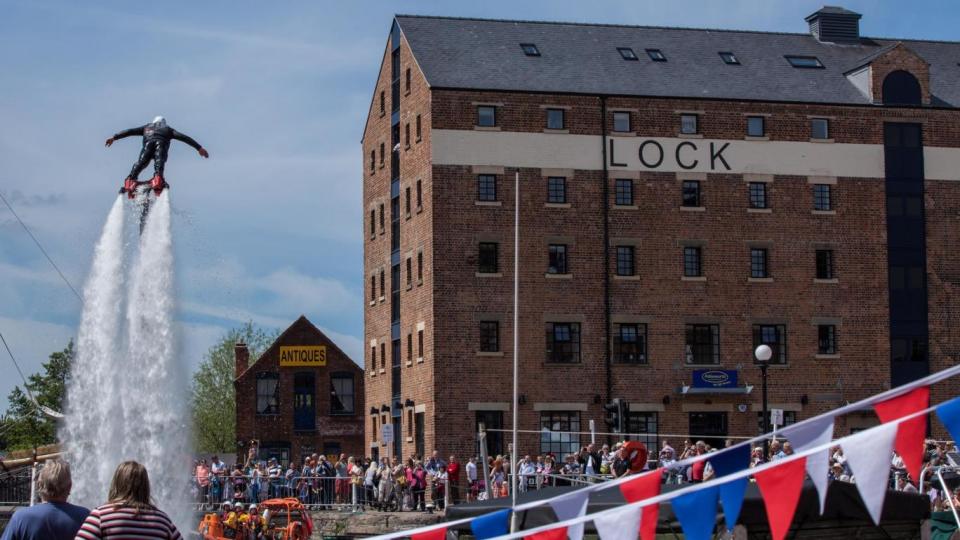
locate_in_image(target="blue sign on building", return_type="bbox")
[692,369,738,388]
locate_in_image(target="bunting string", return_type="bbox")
[368,363,960,540]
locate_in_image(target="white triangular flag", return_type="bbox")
[782,417,835,514]
[594,503,642,540]
[840,422,897,525]
[549,489,590,540]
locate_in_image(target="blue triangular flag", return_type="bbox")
[936,396,960,443]
[471,508,511,540]
[709,446,750,531]
[672,486,719,540]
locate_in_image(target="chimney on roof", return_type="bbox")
[235,340,249,379]
[805,6,862,43]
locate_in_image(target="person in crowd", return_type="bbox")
[578,444,602,481]
[196,459,211,503]
[466,456,478,502]
[435,464,449,510]
[317,455,334,506]
[768,440,783,461]
[518,455,536,492]
[334,455,348,505]
[1,460,88,540]
[299,457,314,503]
[395,458,410,510]
[896,474,918,493]
[425,451,446,476]
[447,455,461,504]
[658,443,677,469]
[222,502,240,539]
[238,504,264,539]
[750,446,765,467]
[689,441,707,483]
[364,458,379,507]
[346,456,363,505]
[679,440,695,460]
[489,459,506,497]
[377,457,394,510]
[266,458,282,499]
[74,461,182,540]
[611,446,630,479]
[231,464,246,504]
[599,445,612,475]
[248,462,262,504]
[410,461,427,511]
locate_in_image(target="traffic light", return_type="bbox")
[604,398,626,433]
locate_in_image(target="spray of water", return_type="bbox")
[63,193,191,530]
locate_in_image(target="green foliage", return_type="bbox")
[1,342,73,452]
[190,322,277,453]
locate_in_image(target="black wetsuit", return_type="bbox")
[113,124,203,180]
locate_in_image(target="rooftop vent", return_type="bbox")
[805,6,862,43]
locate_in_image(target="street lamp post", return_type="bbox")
[755,344,772,459]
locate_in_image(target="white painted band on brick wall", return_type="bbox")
[433,129,960,180]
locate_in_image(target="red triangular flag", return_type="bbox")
[412,527,448,540]
[619,468,662,540]
[524,526,568,540]
[755,458,807,540]
[875,386,929,482]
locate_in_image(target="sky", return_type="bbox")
[1,0,957,408]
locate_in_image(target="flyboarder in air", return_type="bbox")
[105,116,209,199]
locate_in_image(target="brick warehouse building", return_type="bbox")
[235,316,364,465]
[362,7,960,461]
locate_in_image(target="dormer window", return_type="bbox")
[618,47,638,61]
[520,43,541,57]
[719,52,740,65]
[785,55,824,69]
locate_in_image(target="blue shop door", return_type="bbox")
[293,372,316,431]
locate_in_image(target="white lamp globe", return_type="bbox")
[755,344,773,363]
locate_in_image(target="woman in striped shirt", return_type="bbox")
[75,461,182,540]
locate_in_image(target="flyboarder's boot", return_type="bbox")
[120,177,138,199]
[150,174,167,196]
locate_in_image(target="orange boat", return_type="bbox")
[198,498,313,540]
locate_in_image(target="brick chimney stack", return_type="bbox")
[234,340,249,380]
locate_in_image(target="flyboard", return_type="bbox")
[119,176,168,234]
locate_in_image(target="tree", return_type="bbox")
[1,342,73,452]
[191,323,277,453]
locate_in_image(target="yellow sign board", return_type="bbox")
[279,345,327,367]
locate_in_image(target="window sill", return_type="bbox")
[812,210,836,216]
[680,206,705,212]
[416,137,422,143]
[614,362,650,367]
[474,126,501,132]
[809,138,834,143]
[405,213,411,220]
[406,284,413,291]
[379,296,386,303]
[476,272,502,278]
[476,351,504,357]
[815,354,840,360]
[379,229,385,236]
[814,278,839,284]
[747,208,772,214]
[543,128,569,134]
[417,279,423,286]
[613,274,640,281]
[379,369,385,374]
[678,133,703,139]
[544,203,571,209]
[476,201,502,207]
[369,300,376,307]
[416,205,423,214]
[406,361,413,367]
[614,205,638,210]
[404,90,411,97]
[609,131,636,137]
[748,277,774,283]
[406,437,414,443]
[545,273,573,279]
[417,357,424,364]
[404,144,411,151]
[681,276,707,282]
[744,136,769,141]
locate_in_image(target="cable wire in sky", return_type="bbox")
[0,188,82,302]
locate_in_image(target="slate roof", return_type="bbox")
[394,15,960,108]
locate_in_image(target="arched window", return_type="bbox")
[882,70,922,106]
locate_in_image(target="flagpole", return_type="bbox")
[510,170,520,532]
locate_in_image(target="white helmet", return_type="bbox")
[151,116,167,127]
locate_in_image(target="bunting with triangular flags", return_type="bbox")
[708,444,750,531]
[840,422,898,525]
[755,456,806,540]
[548,489,590,540]
[781,416,834,514]
[618,469,661,540]
[874,386,929,483]
[936,396,960,443]
[523,526,567,540]
[671,485,719,540]
[472,509,511,540]
[593,504,642,540]
[412,527,447,540]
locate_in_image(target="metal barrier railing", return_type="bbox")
[0,466,36,506]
